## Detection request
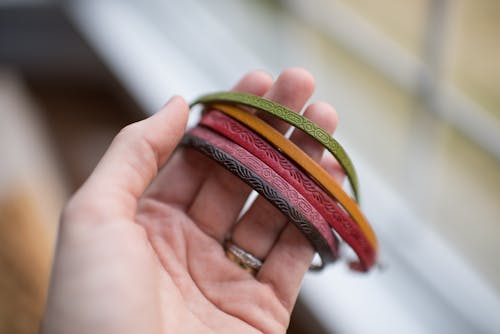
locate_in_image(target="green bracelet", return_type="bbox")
[191,91,360,202]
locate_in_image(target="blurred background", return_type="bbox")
[0,0,499,333]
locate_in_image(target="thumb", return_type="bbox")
[71,96,189,219]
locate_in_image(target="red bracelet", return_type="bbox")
[186,126,340,265]
[200,110,376,271]
[207,103,378,254]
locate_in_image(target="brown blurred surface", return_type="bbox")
[0,68,140,333]
[24,78,141,189]
[0,188,54,334]
[0,70,64,334]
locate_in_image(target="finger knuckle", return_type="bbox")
[116,121,143,142]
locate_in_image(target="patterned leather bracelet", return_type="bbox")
[182,127,340,267]
[200,103,378,253]
[191,91,360,202]
[200,110,376,271]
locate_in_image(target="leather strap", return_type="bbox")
[191,91,360,202]
[200,110,376,271]
[205,103,378,252]
[182,128,339,266]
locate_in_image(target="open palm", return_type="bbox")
[42,69,342,334]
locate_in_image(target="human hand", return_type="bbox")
[42,68,342,334]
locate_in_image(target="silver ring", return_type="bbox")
[224,239,263,275]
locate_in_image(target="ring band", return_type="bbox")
[224,240,263,275]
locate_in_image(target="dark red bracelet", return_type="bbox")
[200,110,376,271]
[182,127,340,266]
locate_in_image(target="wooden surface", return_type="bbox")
[0,69,137,333]
[0,70,63,334]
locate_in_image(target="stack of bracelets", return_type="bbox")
[184,91,378,272]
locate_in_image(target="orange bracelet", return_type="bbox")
[208,103,378,253]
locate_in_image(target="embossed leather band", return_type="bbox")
[182,128,339,266]
[191,91,359,202]
[200,110,376,271]
[205,103,378,252]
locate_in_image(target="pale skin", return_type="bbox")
[42,68,344,334]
